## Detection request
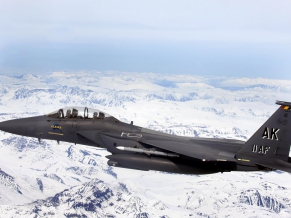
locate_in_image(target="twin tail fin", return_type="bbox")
[236,101,291,172]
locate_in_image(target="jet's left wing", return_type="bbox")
[139,137,241,162]
[96,130,242,162]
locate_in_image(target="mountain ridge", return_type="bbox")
[0,72,290,217]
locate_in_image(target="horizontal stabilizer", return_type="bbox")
[276,100,291,107]
[256,159,291,173]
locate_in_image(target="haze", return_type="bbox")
[1,0,291,79]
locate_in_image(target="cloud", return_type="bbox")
[47,71,291,87]
[217,77,291,88]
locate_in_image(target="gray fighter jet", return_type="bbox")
[0,101,291,174]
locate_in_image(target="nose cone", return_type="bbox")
[0,120,25,135]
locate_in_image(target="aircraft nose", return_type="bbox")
[0,120,25,135]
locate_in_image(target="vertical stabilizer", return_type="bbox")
[237,101,291,165]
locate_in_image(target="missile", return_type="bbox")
[116,146,179,157]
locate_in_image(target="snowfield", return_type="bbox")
[0,71,290,217]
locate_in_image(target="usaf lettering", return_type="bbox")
[262,127,279,140]
[252,145,270,154]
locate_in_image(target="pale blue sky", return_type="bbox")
[1,0,291,79]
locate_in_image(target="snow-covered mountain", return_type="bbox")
[0,72,291,217]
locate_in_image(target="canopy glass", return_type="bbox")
[46,107,113,119]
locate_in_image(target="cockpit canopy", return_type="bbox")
[46,107,114,119]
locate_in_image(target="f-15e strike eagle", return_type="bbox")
[0,101,291,174]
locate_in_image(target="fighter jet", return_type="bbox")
[0,101,291,174]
